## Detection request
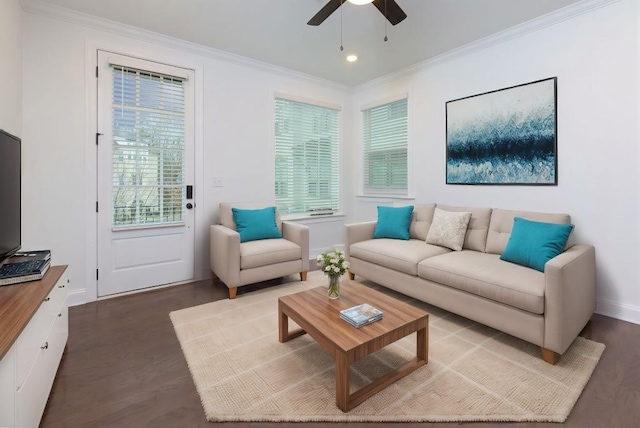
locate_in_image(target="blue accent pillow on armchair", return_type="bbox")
[232,207,282,243]
[373,206,414,240]
[500,217,574,272]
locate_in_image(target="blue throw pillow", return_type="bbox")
[232,207,282,243]
[500,217,574,272]
[373,206,414,240]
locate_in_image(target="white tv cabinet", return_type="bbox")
[0,265,69,427]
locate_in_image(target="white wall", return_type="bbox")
[0,0,23,136]
[21,10,351,304]
[349,0,640,323]
[19,0,640,324]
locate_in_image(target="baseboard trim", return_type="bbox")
[67,288,87,307]
[596,298,640,325]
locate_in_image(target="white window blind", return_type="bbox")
[362,98,408,195]
[275,97,340,215]
[111,65,186,227]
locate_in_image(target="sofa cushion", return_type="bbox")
[351,239,450,276]
[436,204,492,252]
[486,209,571,255]
[426,208,471,251]
[418,251,545,314]
[232,207,283,243]
[373,205,414,240]
[500,217,574,272]
[240,238,302,270]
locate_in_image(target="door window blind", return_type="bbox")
[111,65,186,227]
[362,98,408,195]
[275,97,340,215]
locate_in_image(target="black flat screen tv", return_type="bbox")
[0,129,21,263]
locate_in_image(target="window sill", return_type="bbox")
[282,212,347,222]
[356,194,415,201]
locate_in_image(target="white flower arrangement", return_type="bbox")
[316,249,350,277]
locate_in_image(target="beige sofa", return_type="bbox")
[210,203,309,299]
[345,204,596,364]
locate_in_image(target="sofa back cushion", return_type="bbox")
[219,202,283,233]
[404,204,436,241]
[435,204,492,252]
[486,208,571,255]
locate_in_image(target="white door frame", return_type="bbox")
[97,50,196,297]
[81,39,205,304]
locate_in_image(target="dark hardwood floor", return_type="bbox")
[42,274,640,428]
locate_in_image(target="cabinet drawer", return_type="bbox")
[0,344,16,427]
[16,300,68,428]
[42,273,69,319]
[16,275,68,387]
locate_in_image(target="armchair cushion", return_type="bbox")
[240,238,302,270]
[232,207,282,243]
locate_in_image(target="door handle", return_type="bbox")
[186,203,194,209]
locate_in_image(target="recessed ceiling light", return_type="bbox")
[347,0,373,5]
[346,55,358,62]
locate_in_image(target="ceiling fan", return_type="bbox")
[308,0,407,26]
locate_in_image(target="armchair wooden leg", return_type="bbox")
[348,272,355,280]
[300,271,307,281]
[541,347,560,365]
[228,287,238,299]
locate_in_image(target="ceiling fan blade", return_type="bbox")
[307,0,344,26]
[372,0,407,26]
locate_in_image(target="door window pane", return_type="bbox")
[111,66,186,226]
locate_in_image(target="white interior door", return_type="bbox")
[97,51,195,297]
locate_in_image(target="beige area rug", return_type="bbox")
[169,271,605,423]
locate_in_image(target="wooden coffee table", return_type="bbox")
[278,279,428,412]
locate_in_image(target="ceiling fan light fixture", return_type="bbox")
[346,54,358,62]
[347,0,374,5]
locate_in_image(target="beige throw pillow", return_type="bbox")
[426,208,472,251]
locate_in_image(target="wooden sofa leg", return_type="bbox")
[541,347,560,365]
[300,271,307,281]
[228,287,238,299]
[348,272,355,280]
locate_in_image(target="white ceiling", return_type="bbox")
[35,0,581,86]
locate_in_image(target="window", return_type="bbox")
[275,97,340,214]
[362,97,408,195]
[111,66,186,226]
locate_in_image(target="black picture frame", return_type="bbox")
[445,77,558,185]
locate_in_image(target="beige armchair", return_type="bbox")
[210,202,309,299]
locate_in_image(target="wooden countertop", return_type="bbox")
[0,265,67,360]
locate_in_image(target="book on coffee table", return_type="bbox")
[340,303,383,328]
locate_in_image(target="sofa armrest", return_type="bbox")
[544,244,596,354]
[210,225,241,288]
[282,221,310,271]
[344,221,377,261]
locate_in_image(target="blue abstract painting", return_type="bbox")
[446,77,557,185]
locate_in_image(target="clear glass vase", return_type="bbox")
[327,274,341,299]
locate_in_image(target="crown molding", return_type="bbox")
[19,0,620,92]
[356,0,621,91]
[19,0,352,92]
